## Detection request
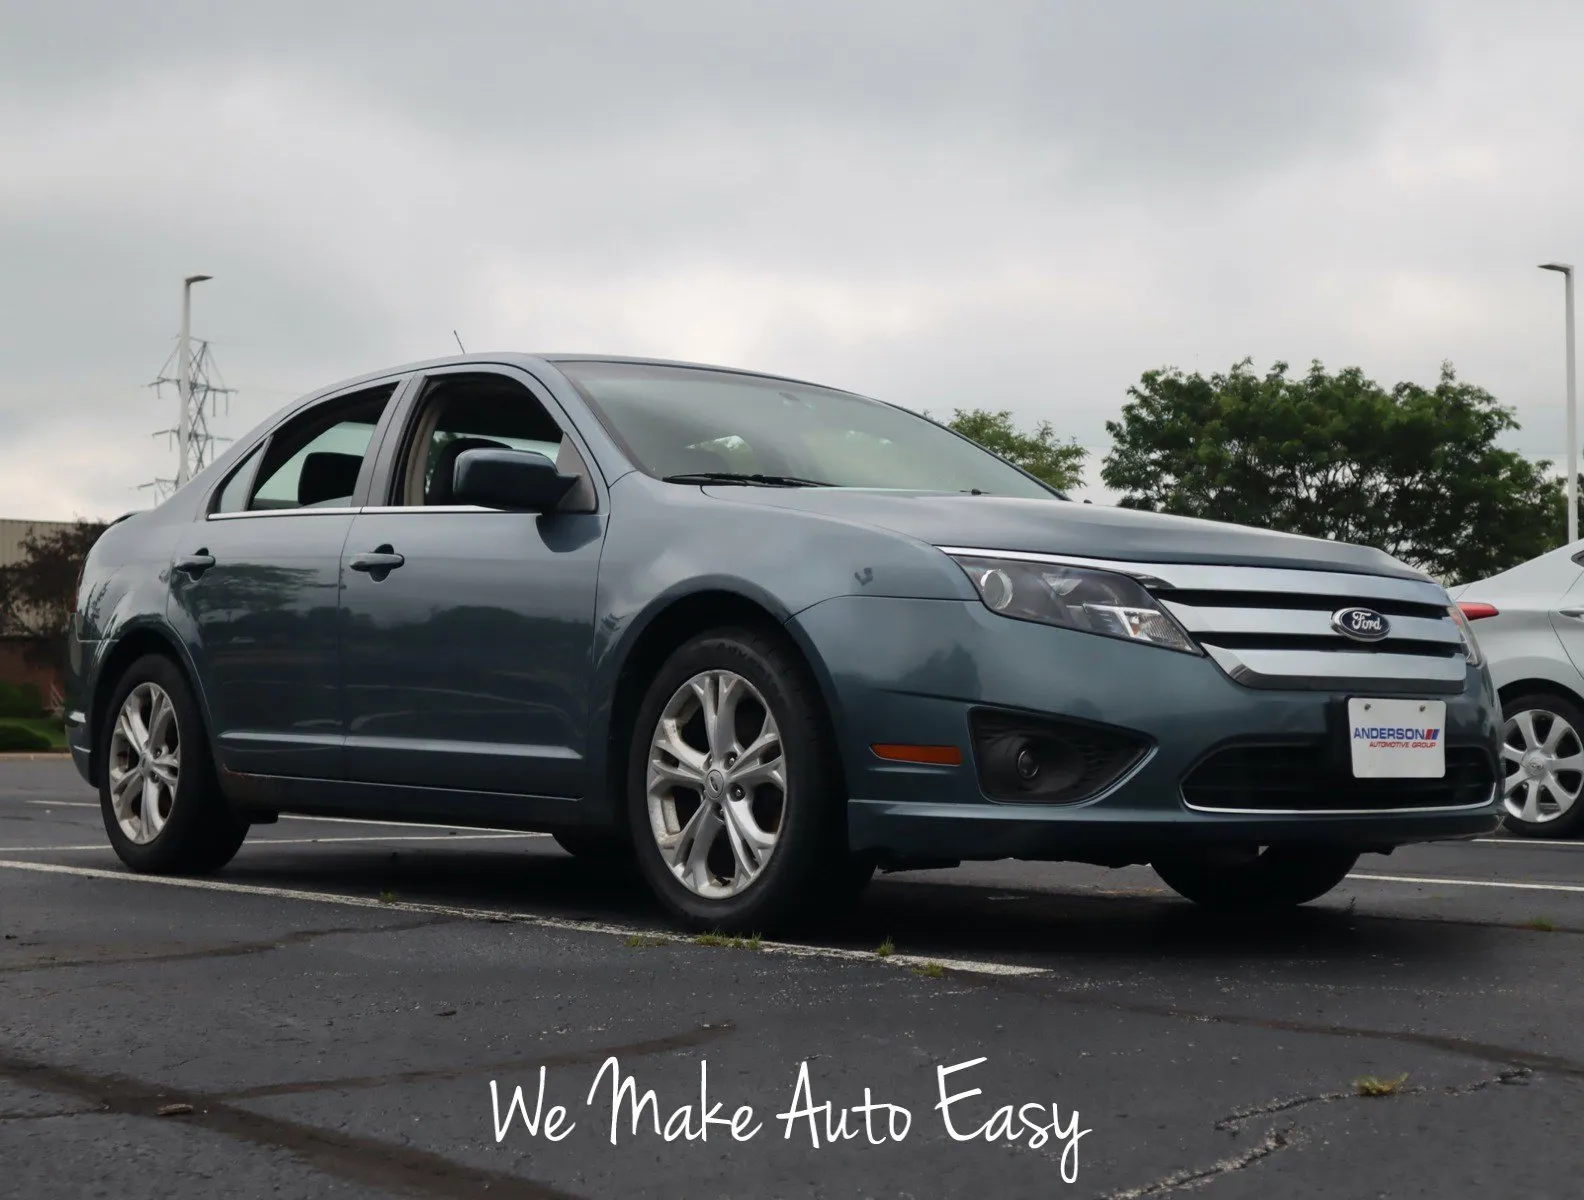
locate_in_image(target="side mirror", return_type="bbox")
[452,448,577,513]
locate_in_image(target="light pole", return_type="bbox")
[176,273,213,488]
[1541,262,1577,544]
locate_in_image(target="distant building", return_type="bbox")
[1,518,79,707]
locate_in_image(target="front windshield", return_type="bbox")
[558,360,1060,499]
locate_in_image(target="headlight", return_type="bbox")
[950,554,1202,655]
[1447,603,1484,667]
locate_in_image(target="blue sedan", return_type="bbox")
[65,354,1501,929]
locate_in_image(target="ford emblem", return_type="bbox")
[1332,606,1390,642]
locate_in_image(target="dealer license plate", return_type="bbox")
[1347,698,1446,779]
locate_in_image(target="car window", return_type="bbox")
[212,444,263,514]
[396,375,567,507]
[557,360,1059,498]
[245,386,397,512]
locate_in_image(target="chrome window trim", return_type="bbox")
[208,504,555,520]
[934,546,1448,606]
[207,506,361,521]
[357,505,498,515]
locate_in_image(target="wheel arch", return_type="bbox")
[1497,677,1584,714]
[88,623,209,788]
[594,586,848,832]
[1496,678,1584,834]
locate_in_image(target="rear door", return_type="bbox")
[166,381,404,778]
[338,366,607,797]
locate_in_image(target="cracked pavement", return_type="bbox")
[1,759,1581,1198]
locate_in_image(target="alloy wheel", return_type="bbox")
[1501,707,1584,825]
[107,682,181,844]
[645,669,785,899]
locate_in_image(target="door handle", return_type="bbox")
[348,547,405,576]
[1559,608,1584,619]
[174,551,215,579]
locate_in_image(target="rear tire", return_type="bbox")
[1499,692,1584,838]
[627,627,847,933]
[97,653,247,875]
[1152,846,1358,910]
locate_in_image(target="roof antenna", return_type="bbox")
[452,330,467,353]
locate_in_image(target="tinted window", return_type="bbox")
[558,361,1058,498]
[247,386,396,511]
[212,444,263,514]
[395,375,566,506]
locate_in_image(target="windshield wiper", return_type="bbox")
[661,471,833,488]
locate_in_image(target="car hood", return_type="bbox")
[704,488,1425,580]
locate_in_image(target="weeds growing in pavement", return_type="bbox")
[1527,917,1556,932]
[876,936,895,958]
[912,961,945,979]
[625,934,669,948]
[1354,1073,1409,1097]
[378,889,396,904]
[695,931,762,950]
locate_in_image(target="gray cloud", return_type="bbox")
[2,0,1581,519]
[5,0,1422,178]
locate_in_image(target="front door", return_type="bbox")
[166,382,400,778]
[338,369,605,797]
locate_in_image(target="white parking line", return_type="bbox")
[1351,872,1584,895]
[18,800,1584,852]
[0,832,549,853]
[275,814,540,833]
[0,858,1046,979]
[252,832,548,844]
[15,807,529,835]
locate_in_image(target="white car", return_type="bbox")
[1450,543,1584,837]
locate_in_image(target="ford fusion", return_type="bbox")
[66,355,1503,930]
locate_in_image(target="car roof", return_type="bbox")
[304,352,862,404]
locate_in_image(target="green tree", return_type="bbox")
[0,520,108,667]
[945,408,1087,492]
[1100,359,1565,584]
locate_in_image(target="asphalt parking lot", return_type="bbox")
[1,757,1581,1198]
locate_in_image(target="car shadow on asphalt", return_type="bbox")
[211,843,1494,970]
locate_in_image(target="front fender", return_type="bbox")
[581,476,973,824]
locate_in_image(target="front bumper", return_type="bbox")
[65,711,93,786]
[789,596,1503,863]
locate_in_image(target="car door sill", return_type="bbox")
[219,771,584,832]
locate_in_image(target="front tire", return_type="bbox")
[98,654,247,874]
[627,628,845,932]
[1499,693,1584,838]
[1152,846,1359,910]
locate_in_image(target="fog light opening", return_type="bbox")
[969,709,1150,805]
[1015,747,1040,780]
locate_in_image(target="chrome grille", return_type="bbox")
[937,550,1467,693]
[1148,564,1464,692]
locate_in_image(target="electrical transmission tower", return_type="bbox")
[144,338,236,501]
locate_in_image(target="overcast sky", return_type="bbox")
[4,0,1583,519]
